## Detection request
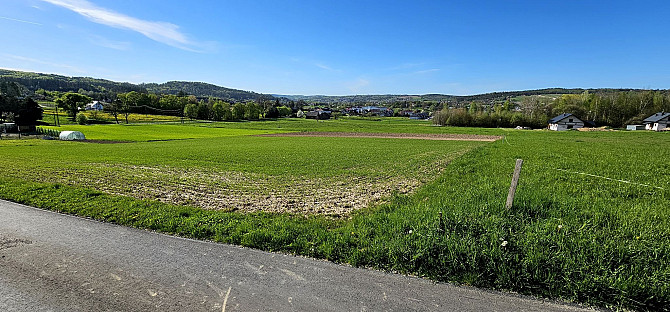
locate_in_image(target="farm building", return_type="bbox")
[409,112,429,120]
[305,111,331,120]
[643,112,670,131]
[548,113,585,131]
[626,125,645,131]
[1,123,17,133]
[85,101,104,111]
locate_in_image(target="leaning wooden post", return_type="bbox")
[505,159,524,209]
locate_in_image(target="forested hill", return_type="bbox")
[0,69,271,101]
[141,81,270,101]
[0,69,143,94]
[1,69,652,104]
[277,88,645,104]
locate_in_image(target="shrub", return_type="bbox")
[76,112,88,125]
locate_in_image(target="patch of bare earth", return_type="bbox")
[9,132,482,215]
[256,132,502,141]
[9,148,471,215]
[14,165,428,215]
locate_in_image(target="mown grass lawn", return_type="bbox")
[2,120,668,311]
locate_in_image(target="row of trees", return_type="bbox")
[548,91,670,127]
[48,90,297,124]
[434,91,670,128]
[183,100,293,121]
[433,106,549,129]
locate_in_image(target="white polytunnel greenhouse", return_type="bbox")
[59,131,86,141]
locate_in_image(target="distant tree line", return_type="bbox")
[434,91,670,128]
[98,92,294,123]
[182,99,294,121]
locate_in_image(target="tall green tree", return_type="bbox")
[265,106,279,118]
[184,103,198,120]
[0,81,23,121]
[107,99,122,124]
[55,92,91,118]
[232,102,245,120]
[196,102,210,120]
[211,101,231,121]
[244,102,261,120]
[116,93,133,124]
[14,98,43,126]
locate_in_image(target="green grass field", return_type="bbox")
[42,123,284,141]
[2,119,668,311]
[2,125,483,213]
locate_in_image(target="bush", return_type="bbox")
[76,112,88,125]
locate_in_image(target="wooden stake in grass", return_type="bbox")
[506,159,523,209]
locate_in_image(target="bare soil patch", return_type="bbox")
[257,132,502,141]
[11,147,471,216]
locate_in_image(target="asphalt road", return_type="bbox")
[0,200,595,311]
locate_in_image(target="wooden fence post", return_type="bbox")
[505,159,523,209]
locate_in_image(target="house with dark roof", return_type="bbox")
[643,112,670,131]
[548,113,585,131]
[305,110,331,120]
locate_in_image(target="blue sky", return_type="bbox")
[1,0,669,95]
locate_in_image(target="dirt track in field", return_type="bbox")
[257,132,502,141]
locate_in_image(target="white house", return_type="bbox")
[85,101,104,111]
[643,112,670,131]
[548,113,585,131]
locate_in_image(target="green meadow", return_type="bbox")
[41,123,283,141]
[2,119,668,311]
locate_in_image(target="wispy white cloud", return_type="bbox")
[88,35,131,51]
[388,62,425,71]
[413,68,440,74]
[3,54,87,74]
[40,0,209,52]
[315,63,334,71]
[289,57,342,72]
[315,63,342,72]
[0,16,43,26]
[346,78,370,93]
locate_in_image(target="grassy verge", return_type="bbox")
[1,122,668,311]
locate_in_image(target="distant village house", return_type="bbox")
[305,110,331,120]
[344,106,393,117]
[643,112,670,131]
[548,113,585,131]
[85,101,105,111]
